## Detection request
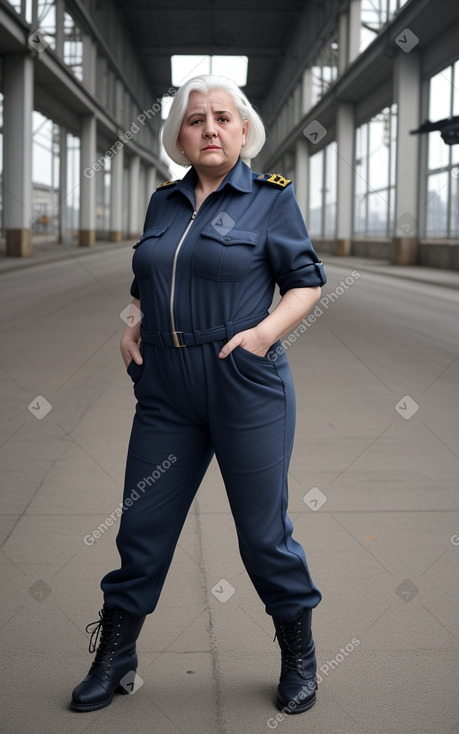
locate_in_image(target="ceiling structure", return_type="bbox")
[112,0,309,112]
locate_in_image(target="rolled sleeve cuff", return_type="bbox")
[130,278,140,299]
[277,261,327,295]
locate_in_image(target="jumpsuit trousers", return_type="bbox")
[100,331,322,621]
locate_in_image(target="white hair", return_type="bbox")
[161,74,266,166]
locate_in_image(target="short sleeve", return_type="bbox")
[266,184,327,295]
[129,192,156,300]
[130,277,140,299]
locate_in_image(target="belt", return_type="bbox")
[140,311,268,348]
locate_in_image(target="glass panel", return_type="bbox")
[367,190,390,235]
[64,12,83,81]
[453,60,459,116]
[450,174,459,237]
[324,143,337,237]
[368,114,389,191]
[428,131,450,171]
[429,67,452,121]
[426,172,449,237]
[308,151,324,235]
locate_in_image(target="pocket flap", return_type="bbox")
[201,224,258,246]
[133,224,171,248]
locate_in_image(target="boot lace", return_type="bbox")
[85,607,122,670]
[275,617,303,675]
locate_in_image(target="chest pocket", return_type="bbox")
[193,225,259,282]
[132,224,170,281]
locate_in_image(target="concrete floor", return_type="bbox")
[0,241,458,734]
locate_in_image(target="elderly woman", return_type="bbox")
[71,74,327,715]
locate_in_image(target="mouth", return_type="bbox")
[202,145,221,151]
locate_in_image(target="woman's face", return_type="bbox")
[178,89,248,175]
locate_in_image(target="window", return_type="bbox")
[360,0,410,53]
[64,12,83,81]
[311,33,339,106]
[354,104,397,236]
[171,55,248,88]
[308,142,337,238]
[425,62,459,238]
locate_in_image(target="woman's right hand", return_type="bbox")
[120,299,143,368]
[121,334,143,368]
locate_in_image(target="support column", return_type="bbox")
[128,155,141,239]
[147,167,157,200]
[335,103,355,256]
[391,50,421,265]
[58,127,69,244]
[79,115,97,246]
[349,0,361,64]
[55,0,65,57]
[295,139,309,221]
[301,67,313,115]
[109,146,124,241]
[3,55,33,257]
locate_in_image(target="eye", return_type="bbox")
[218,117,229,123]
[190,119,202,125]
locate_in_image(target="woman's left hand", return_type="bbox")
[218,327,271,359]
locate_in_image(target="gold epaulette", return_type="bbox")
[157,179,180,189]
[256,173,292,189]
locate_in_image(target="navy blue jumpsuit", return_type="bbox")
[101,157,327,621]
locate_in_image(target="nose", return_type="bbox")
[203,116,217,137]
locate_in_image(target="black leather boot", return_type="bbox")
[71,604,146,712]
[273,608,317,714]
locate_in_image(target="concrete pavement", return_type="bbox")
[1,241,458,733]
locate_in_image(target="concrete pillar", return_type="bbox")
[79,115,97,247]
[147,167,157,200]
[295,139,309,221]
[128,155,141,238]
[302,67,313,115]
[55,0,65,57]
[391,50,421,265]
[349,0,361,64]
[82,35,97,94]
[335,103,355,256]
[58,127,70,244]
[3,55,33,257]
[109,146,124,241]
[338,10,349,74]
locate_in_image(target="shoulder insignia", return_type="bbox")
[157,179,179,189]
[256,173,292,189]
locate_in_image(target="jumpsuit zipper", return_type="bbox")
[170,210,197,347]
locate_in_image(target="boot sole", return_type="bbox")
[276,692,316,714]
[70,684,130,712]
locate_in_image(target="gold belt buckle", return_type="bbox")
[172,331,185,348]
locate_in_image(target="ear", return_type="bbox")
[242,118,249,146]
